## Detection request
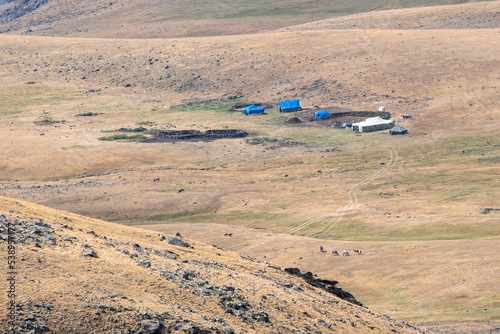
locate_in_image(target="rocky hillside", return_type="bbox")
[0,0,50,24]
[0,196,426,333]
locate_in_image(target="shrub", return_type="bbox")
[98,134,146,141]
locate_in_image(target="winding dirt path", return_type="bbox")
[289,146,398,236]
[240,146,398,252]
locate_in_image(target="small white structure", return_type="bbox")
[378,106,386,112]
[352,117,395,133]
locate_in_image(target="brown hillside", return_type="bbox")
[0,196,426,333]
[0,0,496,38]
[137,222,500,328]
[0,28,498,136]
[284,1,500,30]
[0,2,498,332]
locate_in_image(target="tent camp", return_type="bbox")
[241,105,265,115]
[314,110,329,121]
[351,117,394,133]
[278,99,301,112]
[389,124,408,135]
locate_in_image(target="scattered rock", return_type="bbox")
[81,249,98,258]
[140,319,161,333]
[284,267,301,275]
[480,208,500,214]
[162,236,192,248]
[284,267,361,306]
[139,261,151,268]
[318,319,332,328]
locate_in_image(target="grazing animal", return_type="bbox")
[342,250,350,256]
[153,177,160,182]
[320,246,326,253]
[354,249,362,255]
[224,233,232,237]
[332,250,339,256]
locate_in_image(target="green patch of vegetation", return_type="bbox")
[121,207,219,225]
[435,136,500,156]
[246,137,278,145]
[0,85,78,116]
[412,299,500,323]
[115,127,147,133]
[315,220,369,239]
[1,107,23,116]
[169,97,246,113]
[76,112,102,117]
[330,222,500,242]
[443,187,479,201]
[151,106,168,112]
[137,121,157,126]
[101,127,150,135]
[477,155,500,163]
[360,183,385,191]
[178,210,281,226]
[98,134,147,141]
[126,209,282,227]
[140,0,479,26]
[285,128,356,148]
[34,114,66,126]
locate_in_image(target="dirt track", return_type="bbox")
[0,2,499,328]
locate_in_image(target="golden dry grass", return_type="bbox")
[2,0,494,38]
[0,2,499,331]
[138,223,500,324]
[0,196,425,333]
[285,1,500,30]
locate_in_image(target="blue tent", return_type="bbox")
[314,110,329,121]
[241,105,265,115]
[278,99,301,112]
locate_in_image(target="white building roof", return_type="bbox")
[352,116,393,126]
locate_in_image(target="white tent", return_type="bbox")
[352,117,394,133]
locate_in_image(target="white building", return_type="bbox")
[352,117,394,133]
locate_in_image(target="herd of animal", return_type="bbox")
[219,232,362,257]
[320,246,362,256]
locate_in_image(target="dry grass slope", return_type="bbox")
[0,0,496,37]
[285,1,500,30]
[0,196,425,333]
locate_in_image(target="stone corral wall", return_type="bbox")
[156,129,248,141]
[156,130,202,140]
[203,129,248,139]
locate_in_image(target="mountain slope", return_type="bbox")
[283,1,500,30]
[0,196,425,333]
[0,26,498,136]
[0,0,496,37]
